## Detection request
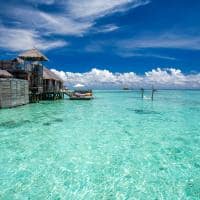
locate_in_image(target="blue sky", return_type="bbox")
[0,0,200,89]
[0,0,200,74]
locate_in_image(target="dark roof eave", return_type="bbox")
[19,56,49,61]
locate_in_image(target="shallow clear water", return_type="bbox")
[0,90,200,200]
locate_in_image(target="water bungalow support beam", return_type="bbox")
[42,92,64,101]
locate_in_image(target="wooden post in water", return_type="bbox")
[141,88,144,99]
[151,86,157,101]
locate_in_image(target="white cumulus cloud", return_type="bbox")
[51,68,200,89]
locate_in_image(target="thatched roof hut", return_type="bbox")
[19,49,48,61]
[0,69,13,78]
[43,67,63,82]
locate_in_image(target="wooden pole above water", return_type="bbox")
[151,86,157,101]
[141,88,144,99]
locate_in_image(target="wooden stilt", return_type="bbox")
[141,88,144,99]
[151,86,157,101]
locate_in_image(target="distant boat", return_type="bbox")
[123,87,129,90]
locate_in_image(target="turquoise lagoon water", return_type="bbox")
[0,90,200,200]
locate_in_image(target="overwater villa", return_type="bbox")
[0,49,64,108]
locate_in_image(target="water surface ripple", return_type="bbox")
[0,90,200,199]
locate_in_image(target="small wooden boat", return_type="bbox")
[69,90,93,100]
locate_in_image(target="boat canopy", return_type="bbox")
[74,84,85,88]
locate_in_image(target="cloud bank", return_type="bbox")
[51,68,200,89]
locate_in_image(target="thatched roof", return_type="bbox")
[43,67,63,82]
[0,69,13,78]
[19,49,48,61]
